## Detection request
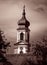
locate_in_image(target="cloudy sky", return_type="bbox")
[0,0,47,42]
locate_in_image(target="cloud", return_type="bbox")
[32,0,47,6]
[35,7,44,12]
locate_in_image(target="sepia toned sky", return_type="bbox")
[0,0,47,42]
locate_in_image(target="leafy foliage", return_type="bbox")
[0,29,12,65]
[32,35,47,65]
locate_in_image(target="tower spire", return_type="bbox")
[22,5,26,17]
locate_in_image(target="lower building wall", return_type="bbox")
[14,45,28,54]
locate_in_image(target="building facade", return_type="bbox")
[14,6,30,54]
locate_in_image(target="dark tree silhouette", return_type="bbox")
[41,35,47,64]
[21,57,35,65]
[31,35,47,65]
[0,30,12,65]
[32,36,47,65]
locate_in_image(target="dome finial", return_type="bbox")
[22,5,26,17]
[23,5,25,10]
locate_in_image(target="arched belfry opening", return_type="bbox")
[14,5,30,54]
[20,32,24,40]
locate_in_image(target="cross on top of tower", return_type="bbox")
[22,5,26,17]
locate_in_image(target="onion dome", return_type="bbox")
[18,5,30,27]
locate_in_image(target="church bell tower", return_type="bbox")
[14,6,30,54]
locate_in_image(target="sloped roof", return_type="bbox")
[14,41,31,47]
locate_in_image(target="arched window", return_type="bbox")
[20,32,24,40]
[20,47,23,54]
